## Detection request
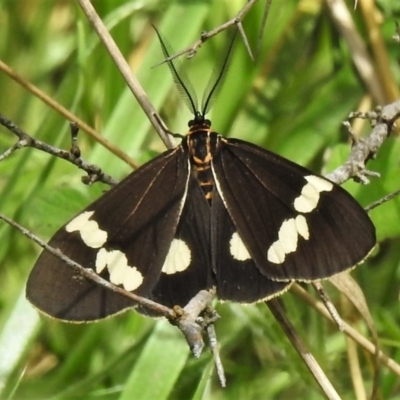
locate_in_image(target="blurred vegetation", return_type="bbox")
[0,0,399,399]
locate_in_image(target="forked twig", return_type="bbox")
[0,114,117,187]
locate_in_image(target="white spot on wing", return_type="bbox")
[162,238,191,275]
[95,248,143,291]
[66,211,94,231]
[306,175,334,192]
[96,248,108,273]
[267,216,310,264]
[268,241,286,264]
[293,175,333,213]
[229,232,251,261]
[66,210,107,248]
[294,182,319,213]
[278,219,298,253]
[295,215,309,240]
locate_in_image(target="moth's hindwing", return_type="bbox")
[211,190,291,303]
[26,147,195,321]
[144,175,215,313]
[212,138,376,282]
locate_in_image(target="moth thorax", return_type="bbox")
[187,130,219,202]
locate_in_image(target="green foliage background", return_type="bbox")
[0,0,400,399]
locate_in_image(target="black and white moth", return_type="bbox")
[26,31,376,322]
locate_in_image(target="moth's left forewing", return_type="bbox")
[27,147,191,321]
[212,138,376,282]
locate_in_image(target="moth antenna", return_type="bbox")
[201,29,238,117]
[153,26,199,117]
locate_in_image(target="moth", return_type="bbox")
[26,30,376,321]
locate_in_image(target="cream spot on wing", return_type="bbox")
[278,219,298,254]
[267,241,286,264]
[295,215,309,240]
[65,210,107,248]
[306,175,334,192]
[229,232,251,261]
[95,248,108,274]
[267,216,311,264]
[294,182,319,213]
[95,248,143,291]
[65,211,94,231]
[162,238,191,275]
[293,175,334,213]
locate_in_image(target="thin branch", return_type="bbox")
[206,322,226,387]
[0,114,117,187]
[326,99,400,185]
[236,21,254,61]
[255,0,273,60]
[312,282,345,331]
[0,59,137,169]
[173,290,216,357]
[266,298,342,400]
[291,284,400,378]
[364,188,400,212]
[78,0,175,150]
[152,0,259,66]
